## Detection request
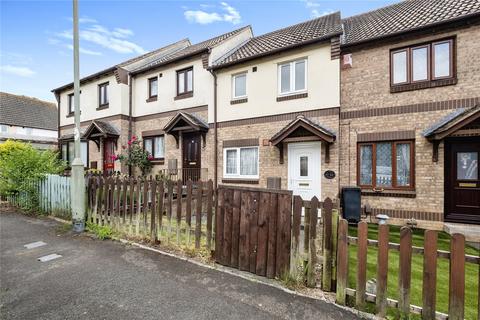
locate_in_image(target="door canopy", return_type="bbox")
[82,120,120,149]
[423,104,480,161]
[163,112,209,148]
[270,115,336,164]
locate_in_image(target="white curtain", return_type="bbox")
[154,136,164,158]
[144,139,153,156]
[226,150,237,174]
[396,143,410,186]
[240,147,258,176]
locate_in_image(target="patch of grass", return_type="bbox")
[280,269,304,290]
[86,221,113,240]
[347,224,479,319]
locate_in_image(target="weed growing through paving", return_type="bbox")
[86,222,113,240]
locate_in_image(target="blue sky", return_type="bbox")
[0,0,397,102]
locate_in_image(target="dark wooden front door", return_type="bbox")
[445,138,480,224]
[182,133,201,181]
[103,139,115,175]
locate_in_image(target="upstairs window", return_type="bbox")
[98,82,109,107]
[177,67,193,96]
[148,77,158,99]
[278,59,307,95]
[390,38,454,86]
[68,93,74,114]
[232,72,247,99]
[358,141,414,190]
[143,136,164,160]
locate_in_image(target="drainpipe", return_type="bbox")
[209,69,218,190]
[128,74,133,176]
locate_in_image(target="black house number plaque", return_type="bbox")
[324,170,335,179]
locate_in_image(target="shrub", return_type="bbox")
[86,221,113,240]
[0,140,65,208]
[115,136,152,176]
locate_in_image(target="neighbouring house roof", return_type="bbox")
[342,0,480,47]
[51,39,192,93]
[212,12,342,69]
[83,120,120,139]
[270,115,336,146]
[0,92,57,130]
[164,112,209,133]
[131,26,252,74]
[423,104,480,140]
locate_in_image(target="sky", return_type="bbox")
[0,0,398,102]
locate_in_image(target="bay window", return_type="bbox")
[278,59,307,95]
[358,141,414,190]
[143,135,164,160]
[224,146,259,179]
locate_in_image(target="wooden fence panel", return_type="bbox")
[185,180,192,245]
[195,181,203,249]
[223,189,233,266]
[248,191,260,274]
[307,196,319,287]
[356,221,368,310]
[322,197,333,291]
[256,192,270,276]
[336,218,348,305]
[449,233,465,320]
[238,191,250,271]
[176,180,182,244]
[291,195,302,270]
[422,229,437,320]
[206,180,214,251]
[215,188,224,263]
[376,224,389,318]
[231,189,241,268]
[276,193,292,277]
[266,193,278,279]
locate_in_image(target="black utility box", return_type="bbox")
[341,187,361,223]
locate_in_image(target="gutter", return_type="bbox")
[208,69,218,190]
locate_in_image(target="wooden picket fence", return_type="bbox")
[86,176,215,251]
[335,219,480,320]
[5,174,71,217]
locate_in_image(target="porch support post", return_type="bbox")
[278,143,284,164]
[432,140,440,162]
[325,143,330,163]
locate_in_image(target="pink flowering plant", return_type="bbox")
[115,136,152,175]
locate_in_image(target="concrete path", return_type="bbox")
[0,212,360,320]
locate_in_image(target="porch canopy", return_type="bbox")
[423,104,480,161]
[82,120,120,149]
[270,115,336,164]
[163,111,209,147]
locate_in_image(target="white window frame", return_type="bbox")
[232,72,247,99]
[277,59,307,96]
[223,146,259,179]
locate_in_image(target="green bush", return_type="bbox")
[86,221,113,240]
[0,140,65,209]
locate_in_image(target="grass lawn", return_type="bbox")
[347,224,479,319]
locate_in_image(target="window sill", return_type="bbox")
[390,78,457,93]
[150,159,165,165]
[146,96,158,103]
[174,92,193,100]
[361,188,416,198]
[222,178,259,184]
[276,92,308,102]
[66,113,74,118]
[230,98,248,105]
[96,104,109,110]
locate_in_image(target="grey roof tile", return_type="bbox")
[342,0,480,46]
[0,92,57,130]
[213,12,342,68]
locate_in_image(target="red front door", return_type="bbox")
[103,139,115,175]
[445,137,480,224]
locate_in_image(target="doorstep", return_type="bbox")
[443,223,480,242]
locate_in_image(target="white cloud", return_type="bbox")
[66,44,102,56]
[0,65,36,77]
[67,16,98,24]
[301,0,333,18]
[54,22,146,55]
[184,2,241,25]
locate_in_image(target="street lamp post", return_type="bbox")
[71,0,85,232]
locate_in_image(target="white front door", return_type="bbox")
[288,142,321,200]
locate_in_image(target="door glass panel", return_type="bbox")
[360,145,373,185]
[457,152,478,180]
[300,156,308,177]
[396,143,411,186]
[226,149,237,174]
[376,142,392,187]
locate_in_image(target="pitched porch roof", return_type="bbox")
[270,115,336,146]
[83,120,120,140]
[423,104,480,141]
[163,112,209,134]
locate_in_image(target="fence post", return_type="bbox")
[331,209,338,289]
[449,233,465,320]
[356,221,368,310]
[176,179,182,245]
[422,229,437,320]
[322,197,333,291]
[306,196,319,288]
[398,227,412,316]
[376,224,389,318]
[336,218,348,305]
[195,181,203,249]
[290,196,302,275]
[206,180,214,251]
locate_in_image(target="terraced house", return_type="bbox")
[339,0,480,228]
[52,0,480,229]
